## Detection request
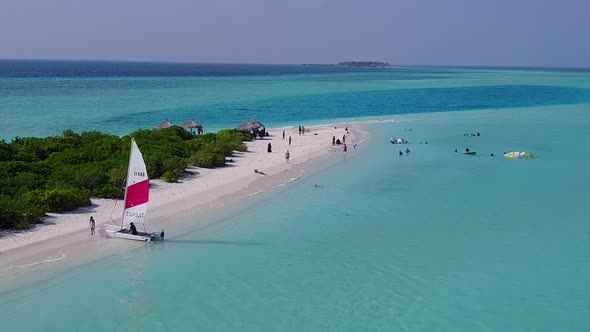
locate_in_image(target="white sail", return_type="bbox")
[122,138,150,226]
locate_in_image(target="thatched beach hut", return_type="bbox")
[237,119,265,131]
[237,119,266,139]
[182,119,203,135]
[156,119,176,129]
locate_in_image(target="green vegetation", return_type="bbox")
[0,127,249,230]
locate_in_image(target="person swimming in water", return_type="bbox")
[405,148,410,153]
[465,148,470,152]
[490,153,495,157]
[399,150,403,156]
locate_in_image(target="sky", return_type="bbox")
[0,0,589,67]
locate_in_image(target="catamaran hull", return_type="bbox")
[100,225,161,242]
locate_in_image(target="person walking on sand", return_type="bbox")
[342,134,346,144]
[267,142,272,153]
[282,130,285,140]
[298,126,301,135]
[89,216,95,235]
[343,144,347,152]
[288,136,292,146]
[332,136,336,145]
[285,150,290,163]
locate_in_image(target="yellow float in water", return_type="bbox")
[504,151,534,159]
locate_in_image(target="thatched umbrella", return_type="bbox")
[236,119,265,132]
[156,119,175,129]
[182,119,203,135]
[250,119,265,131]
[237,119,266,139]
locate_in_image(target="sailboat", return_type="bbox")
[101,138,164,242]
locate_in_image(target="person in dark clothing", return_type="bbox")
[288,136,292,146]
[282,130,285,139]
[332,136,336,145]
[405,148,410,153]
[267,142,272,153]
[130,222,138,235]
[399,150,403,156]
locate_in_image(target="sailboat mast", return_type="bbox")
[121,138,135,229]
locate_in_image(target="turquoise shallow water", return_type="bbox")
[2,65,590,140]
[2,64,590,331]
[1,104,590,331]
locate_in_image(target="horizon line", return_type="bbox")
[1,58,589,71]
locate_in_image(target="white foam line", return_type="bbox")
[240,190,265,198]
[274,176,302,189]
[0,240,98,272]
[1,250,66,271]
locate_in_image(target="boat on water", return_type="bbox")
[390,137,408,144]
[100,138,164,242]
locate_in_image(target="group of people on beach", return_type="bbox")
[332,134,346,145]
[266,131,292,164]
[281,130,292,146]
[251,128,269,140]
[89,216,138,236]
[264,125,354,174]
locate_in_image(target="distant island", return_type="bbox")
[303,61,390,68]
[336,61,390,68]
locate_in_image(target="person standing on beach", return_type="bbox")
[343,134,346,144]
[288,136,292,146]
[332,136,336,145]
[282,130,285,140]
[343,144,347,152]
[302,126,305,135]
[267,142,272,153]
[298,126,301,135]
[285,150,290,163]
[89,216,95,235]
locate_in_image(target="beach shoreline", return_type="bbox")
[0,121,372,284]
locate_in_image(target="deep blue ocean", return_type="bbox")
[1,61,590,331]
[2,60,590,140]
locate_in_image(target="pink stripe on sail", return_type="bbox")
[125,180,149,208]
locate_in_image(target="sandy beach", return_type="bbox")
[0,122,367,276]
